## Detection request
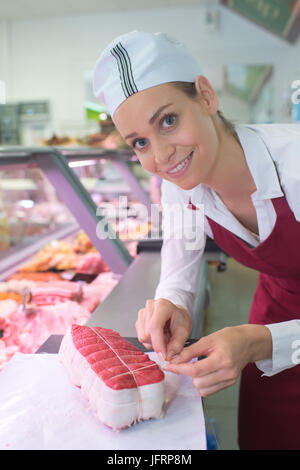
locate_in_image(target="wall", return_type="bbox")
[0,20,12,104]
[252,77,274,123]
[218,91,252,124]
[291,35,300,122]
[1,4,296,136]
[293,34,300,77]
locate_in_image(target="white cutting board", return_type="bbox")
[0,352,206,450]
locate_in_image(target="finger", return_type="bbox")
[150,302,173,359]
[198,379,236,397]
[166,324,190,361]
[142,342,152,350]
[163,360,198,376]
[145,299,155,337]
[193,365,239,390]
[168,337,211,365]
[192,369,227,390]
[146,298,154,309]
[164,354,216,377]
[135,309,150,345]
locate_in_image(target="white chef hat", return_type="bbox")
[93,30,202,118]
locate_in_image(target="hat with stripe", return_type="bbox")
[93,30,202,118]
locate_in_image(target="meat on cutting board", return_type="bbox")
[58,324,165,431]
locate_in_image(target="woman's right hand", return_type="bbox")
[135,298,193,361]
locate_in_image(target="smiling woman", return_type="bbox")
[112,75,245,193]
[92,30,300,450]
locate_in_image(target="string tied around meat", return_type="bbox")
[90,327,162,422]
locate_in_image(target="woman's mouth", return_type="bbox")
[166,151,194,178]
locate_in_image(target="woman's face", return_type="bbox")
[113,76,220,190]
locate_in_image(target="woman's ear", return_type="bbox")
[194,75,219,115]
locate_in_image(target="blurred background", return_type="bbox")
[0,0,299,147]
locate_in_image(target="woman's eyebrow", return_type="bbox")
[124,103,173,140]
[149,102,173,125]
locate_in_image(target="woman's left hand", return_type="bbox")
[163,324,272,397]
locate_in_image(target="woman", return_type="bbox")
[93,31,300,449]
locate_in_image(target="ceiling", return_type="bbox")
[0,0,219,20]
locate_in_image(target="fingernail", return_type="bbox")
[157,352,164,361]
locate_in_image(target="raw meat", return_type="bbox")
[0,300,18,330]
[32,286,73,305]
[79,294,100,314]
[32,280,82,306]
[0,300,91,371]
[76,252,109,275]
[59,324,165,431]
[79,272,119,312]
[124,241,138,258]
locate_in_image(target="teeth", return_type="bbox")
[167,152,193,174]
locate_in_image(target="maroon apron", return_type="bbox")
[205,190,300,450]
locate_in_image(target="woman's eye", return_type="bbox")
[161,113,177,128]
[133,138,147,150]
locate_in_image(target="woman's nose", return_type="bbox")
[154,141,176,165]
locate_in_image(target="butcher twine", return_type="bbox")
[90,327,159,422]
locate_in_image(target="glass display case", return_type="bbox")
[0,147,156,278]
[0,151,155,251]
[0,166,75,252]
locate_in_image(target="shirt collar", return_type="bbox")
[234,124,283,201]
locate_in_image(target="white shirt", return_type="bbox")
[154,123,300,376]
